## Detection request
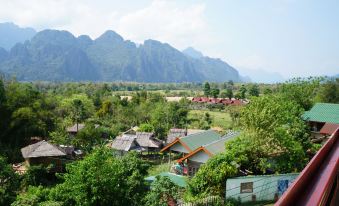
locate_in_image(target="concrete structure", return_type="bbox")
[225,173,299,203]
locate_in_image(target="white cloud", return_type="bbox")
[115,1,209,49]
[0,0,214,50]
[0,0,123,37]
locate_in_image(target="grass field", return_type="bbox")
[147,162,171,176]
[188,109,233,131]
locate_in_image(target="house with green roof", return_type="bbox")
[302,103,339,140]
[160,130,221,155]
[176,132,240,176]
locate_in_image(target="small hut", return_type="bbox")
[21,140,67,172]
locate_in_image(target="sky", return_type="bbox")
[0,0,338,78]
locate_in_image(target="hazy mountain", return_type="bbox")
[0,22,36,50]
[238,68,285,83]
[182,47,204,59]
[0,28,241,82]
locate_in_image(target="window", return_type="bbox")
[240,182,253,193]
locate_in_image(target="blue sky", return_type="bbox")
[0,0,338,78]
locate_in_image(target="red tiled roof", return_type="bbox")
[191,97,247,105]
[320,123,339,135]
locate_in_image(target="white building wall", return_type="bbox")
[225,173,299,203]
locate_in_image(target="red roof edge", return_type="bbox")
[275,128,339,206]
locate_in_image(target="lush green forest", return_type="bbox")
[0,77,338,205]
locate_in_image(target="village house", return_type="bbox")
[111,130,162,155]
[319,122,339,136]
[21,140,67,172]
[160,130,221,158]
[166,128,187,145]
[191,97,247,106]
[66,123,85,136]
[135,132,162,152]
[111,135,141,155]
[166,128,205,145]
[176,132,240,176]
[302,103,339,141]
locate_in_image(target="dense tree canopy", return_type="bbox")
[315,78,339,103]
[187,94,311,198]
[144,176,181,206]
[278,77,321,110]
[12,147,150,206]
[0,156,19,205]
[0,77,336,205]
[203,82,211,97]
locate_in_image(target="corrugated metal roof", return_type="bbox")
[135,132,161,148]
[180,130,221,151]
[319,123,339,135]
[111,135,136,151]
[167,129,187,144]
[302,103,339,124]
[205,132,239,155]
[21,141,66,158]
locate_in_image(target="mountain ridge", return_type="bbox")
[0,22,36,50]
[0,23,241,83]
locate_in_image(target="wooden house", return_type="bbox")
[166,128,206,145]
[176,132,239,176]
[111,135,142,155]
[161,130,221,156]
[135,132,162,152]
[167,129,187,145]
[111,131,162,155]
[21,140,67,172]
[320,123,339,136]
[302,103,339,141]
[66,123,85,136]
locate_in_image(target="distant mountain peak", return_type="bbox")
[0,22,36,50]
[31,29,76,46]
[95,30,124,43]
[77,35,92,41]
[182,47,204,59]
[143,39,167,47]
[0,25,241,83]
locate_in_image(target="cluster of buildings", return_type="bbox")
[14,102,339,204]
[110,129,162,155]
[223,103,339,204]
[191,97,248,106]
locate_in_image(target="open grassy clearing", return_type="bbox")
[188,109,233,131]
[147,162,172,176]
